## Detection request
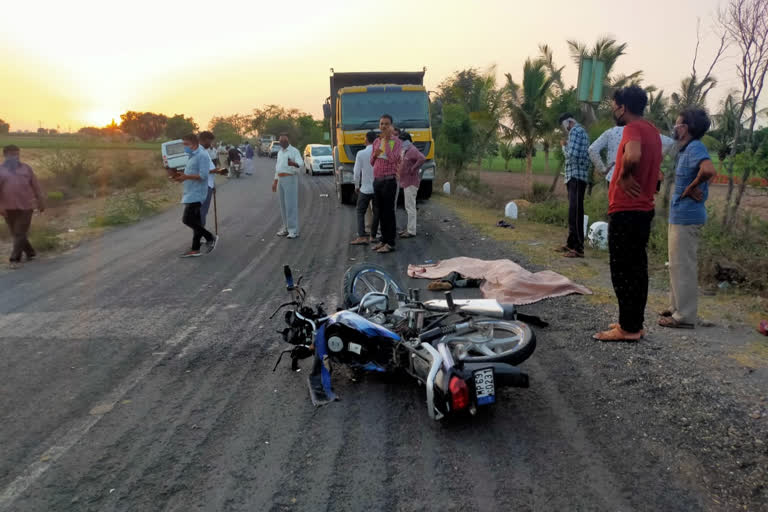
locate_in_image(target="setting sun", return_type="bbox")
[82,109,122,128]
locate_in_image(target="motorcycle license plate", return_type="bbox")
[474,368,495,405]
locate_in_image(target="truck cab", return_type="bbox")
[325,71,436,204]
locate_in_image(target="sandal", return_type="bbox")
[658,310,674,317]
[371,242,385,251]
[658,317,695,329]
[350,236,369,245]
[553,245,571,253]
[593,327,643,341]
[376,244,395,254]
[563,249,584,258]
[609,323,645,337]
[399,232,415,239]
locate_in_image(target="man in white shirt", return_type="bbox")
[589,126,676,182]
[272,132,303,239]
[350,131,378,245]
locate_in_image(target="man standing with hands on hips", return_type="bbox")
[272,132,303,239]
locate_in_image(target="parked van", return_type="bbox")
[161,140,188,171]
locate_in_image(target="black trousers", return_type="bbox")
[608,210,655,333]
[567,179,587,253]
[3,209,35,262]
[182,202,214,251]
[374,177,397,246]
[356,191,377,238]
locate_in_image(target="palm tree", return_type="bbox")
[499,141,514,171]
[670,74,718,111]
[567,37,643,122]
[503,58,557,195]
[646,90,671,131]
[710,92,743,170]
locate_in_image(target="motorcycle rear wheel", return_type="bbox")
[341,264,404,310]
[443,320,535,366]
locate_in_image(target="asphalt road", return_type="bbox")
[0,158,764,512]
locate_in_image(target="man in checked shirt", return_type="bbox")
[557,112,591,258]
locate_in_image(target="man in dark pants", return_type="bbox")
[594,85,663,341]
[557,113,590,258]
[369,115,402,254]
[0,145,45,269]
[350,131,377,245]
[174,134,217,258]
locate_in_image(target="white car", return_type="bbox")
[269,141,281,158]
[304,144,333,176]
[161,139,188,172]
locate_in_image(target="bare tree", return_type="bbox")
[719,0,768,226]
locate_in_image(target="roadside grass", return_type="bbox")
[89,193,160,227]
[436,193,767,328]
[0,134,158,150]
[468,153,556,174]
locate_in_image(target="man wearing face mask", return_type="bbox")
[173,134,217,258]
[557,112,590,258]
[198,131,223,228]
[272,132,303,239]
[0,145,45,269]
[594,86,662,341]
[658,108,716,329]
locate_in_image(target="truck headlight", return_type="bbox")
[420,163,436,180]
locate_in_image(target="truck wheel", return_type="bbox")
[417,180,433,200]
[340,184,355,205]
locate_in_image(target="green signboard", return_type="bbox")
[577,57,606,103]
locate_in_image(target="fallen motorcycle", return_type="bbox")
[272,264,537,420]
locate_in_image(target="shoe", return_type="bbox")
[180,250,202,258]
[277,230,289,237]
[205,235,219,254]
[287,233,298,239]
[8,261,21,269]
[26,253,36,261]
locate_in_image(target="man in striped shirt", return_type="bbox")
[558,113,590,258]
[369,114,402,254]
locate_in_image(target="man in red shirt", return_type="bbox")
[594,86,662,341]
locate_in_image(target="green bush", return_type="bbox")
[525,198,568,226]
[89,193,159,227]
[47,190,65,201]
[530,182,551,202]
[28,221,61,251]
[41,150,98,197]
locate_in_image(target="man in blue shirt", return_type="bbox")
[557,113,591,258]
[174,133,218,258]
[244,141,255,175]
[659,108,716,329]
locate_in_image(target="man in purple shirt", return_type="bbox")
[369,114,402,254]
[0,145,45,269]
[397,131,425,238]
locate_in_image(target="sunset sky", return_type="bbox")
[1,0,734,133]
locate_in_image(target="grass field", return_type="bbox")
[469,152,559,175]
[0,134,159,151]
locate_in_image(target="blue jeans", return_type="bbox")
[200,186,213,226]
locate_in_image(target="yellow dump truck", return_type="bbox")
[323,71,436,204]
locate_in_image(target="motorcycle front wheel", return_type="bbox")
[341,263,404,310]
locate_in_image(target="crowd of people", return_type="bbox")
[0,90,716,341]
[558,85,716,340]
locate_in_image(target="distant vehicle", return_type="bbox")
[260,135,276,156]
[304,144,333,176]
[269,141,280,158]
[161,140,188,171]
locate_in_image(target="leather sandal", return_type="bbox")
[593,327,643,341]
[609,323,645,337]
[563,249,584,258]
[371,242,385,251]
[376,244,395,253]
[658,317,695,329]
[350,237,369,245]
